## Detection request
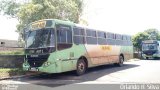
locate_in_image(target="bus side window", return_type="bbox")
[86,29,97,44]
[73,27,85,45]
[56,24,72,50]
[106,32,115,45]
[97,31,107,45]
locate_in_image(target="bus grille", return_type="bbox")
[28,59,47,67]
[26,54,49,67]
[143,50,156,55]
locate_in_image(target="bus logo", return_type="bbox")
[30,55,39,57]
[101,45,112,51]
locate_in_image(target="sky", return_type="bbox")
[1,0,160,40]
[82,0,160,35]
[0,15,18,40]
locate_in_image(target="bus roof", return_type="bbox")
[30,19,131,38]
[31,19,75,26]
[52,19,75,26]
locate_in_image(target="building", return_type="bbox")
[0,39,22,51]
[0,39,19,47]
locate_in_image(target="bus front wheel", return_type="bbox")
[146,57,149,60]
[76,59,87,76]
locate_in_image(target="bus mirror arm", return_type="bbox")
[22,28,26,40]
[22,28,29,41]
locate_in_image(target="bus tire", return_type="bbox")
[117,55,124,67]
[76,59,87,76]
[146,57,149,60]
[154,57,159,60]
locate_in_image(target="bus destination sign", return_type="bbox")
[31,20,46,30]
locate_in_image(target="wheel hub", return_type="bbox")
[78,63,85,72]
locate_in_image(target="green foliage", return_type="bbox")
[0,68,20,72]
[0,0,21,17]
[132,32,148,50]
[144,29,160,40]
[132,28,160,50]
[0,50,24,55]
[0,0,83,41]
[0,68,26,78]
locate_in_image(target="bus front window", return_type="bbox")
[142,44,157,51]
[26,28,55,49]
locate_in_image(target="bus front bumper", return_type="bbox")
[142,54,160,58]
[23,61,61,73]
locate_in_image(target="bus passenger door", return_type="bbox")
[56,24,74,72]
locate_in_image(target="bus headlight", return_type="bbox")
[43,62,51,66]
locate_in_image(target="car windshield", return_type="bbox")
[26,28,55,48]
[142,43,157,51]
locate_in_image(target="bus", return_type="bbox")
[23,19,133,75]
[142,40,160,59]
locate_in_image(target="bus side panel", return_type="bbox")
[84,44,121,67]
[54,44,87,72]
[120,46,134,61]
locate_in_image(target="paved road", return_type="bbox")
[0,60,160,88]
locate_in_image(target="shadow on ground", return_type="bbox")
[13,63,139,88]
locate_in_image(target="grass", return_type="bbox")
[0,68,26,79]
[0,68,25,74]
[126,58,140,62]
[0,50,24,55]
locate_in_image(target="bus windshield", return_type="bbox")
[26,28,55,48]
[142,43,157,51]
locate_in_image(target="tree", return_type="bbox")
[144,29,160,40]
[0,0,84,43]
[132,28,160,51]
[0,0,21,18]
[132,32,149,51]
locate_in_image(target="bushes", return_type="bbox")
[0,68,26,79]
[0,50,24,55]
[0,48,25,79]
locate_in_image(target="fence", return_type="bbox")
[134,52,142,59]
[0,55,24,68]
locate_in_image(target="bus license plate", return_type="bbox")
[30,68,37,71]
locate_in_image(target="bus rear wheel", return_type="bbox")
[116,55,124,67]
[76,59,87,76]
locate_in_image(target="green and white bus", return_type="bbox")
[23,19,133,75]
[142,40,160,59]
